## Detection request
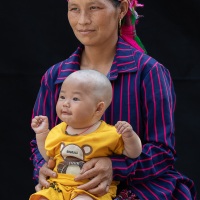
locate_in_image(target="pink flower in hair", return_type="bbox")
[119,0,146,52]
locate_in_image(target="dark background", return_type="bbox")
[1,0,199,199]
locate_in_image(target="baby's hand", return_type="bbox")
[115,121,135,138]
[31,115,49,134]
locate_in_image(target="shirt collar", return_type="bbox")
[55,46,82,84]
[56,37,139,83]
[109,36,138,80]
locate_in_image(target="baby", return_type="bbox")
[30,69,142,200]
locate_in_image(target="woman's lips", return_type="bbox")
[78,29,94,35]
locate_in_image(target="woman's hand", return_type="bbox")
[74,157,113,197]
[35,158,57,192]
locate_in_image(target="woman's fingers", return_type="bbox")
[75,157,112,196]
[35,183,42,192]
[86,176,111,197]
[38,162,57,188]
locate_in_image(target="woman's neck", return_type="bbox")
[80,39,117,75]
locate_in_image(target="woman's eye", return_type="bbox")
[69,7,79,12]
[71,8,77,11]
[90,6,99,10]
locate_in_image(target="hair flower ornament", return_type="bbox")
[119,0,146,52]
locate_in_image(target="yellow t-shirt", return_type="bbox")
[30,121,124,200]
[45,120,124,183]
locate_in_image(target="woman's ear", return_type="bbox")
[119,0,128,20]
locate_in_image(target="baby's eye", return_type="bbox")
[73,97,79,101]
[59,95,65,100]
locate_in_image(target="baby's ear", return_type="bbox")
[96,101,105,114]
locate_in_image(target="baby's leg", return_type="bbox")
[73,194,94,200]
[38,196,48,200]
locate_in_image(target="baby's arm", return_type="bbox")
[115,121,142,159]
[31,115,49,161]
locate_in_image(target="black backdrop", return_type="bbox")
[1,0,199,199]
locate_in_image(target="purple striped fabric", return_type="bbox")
[30,37,197,199]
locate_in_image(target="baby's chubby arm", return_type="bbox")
[31,115,50,161]
[115,121,142,159]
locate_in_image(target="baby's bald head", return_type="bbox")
[63,70,112,110]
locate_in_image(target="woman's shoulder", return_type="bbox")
[117,37,162,68]
[42,45,83,84]
[46,46,82,74]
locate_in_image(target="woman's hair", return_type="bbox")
[116,0,146,53]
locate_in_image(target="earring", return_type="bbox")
[119,18,122,36]
[119,18,122,29]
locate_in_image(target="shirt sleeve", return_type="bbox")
[30,138,46,182]
[111,62,177,185]
[29,68,59,182]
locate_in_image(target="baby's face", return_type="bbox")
[56,77,98,128]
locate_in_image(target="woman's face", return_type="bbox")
[68,0,120,47]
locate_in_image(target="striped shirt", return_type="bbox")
[30,37,197,199]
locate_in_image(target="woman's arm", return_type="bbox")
[111,63,176,184]
[30,66,60,182]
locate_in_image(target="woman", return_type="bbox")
[30,0,197,199]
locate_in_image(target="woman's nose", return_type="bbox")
[78,11,91,25]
